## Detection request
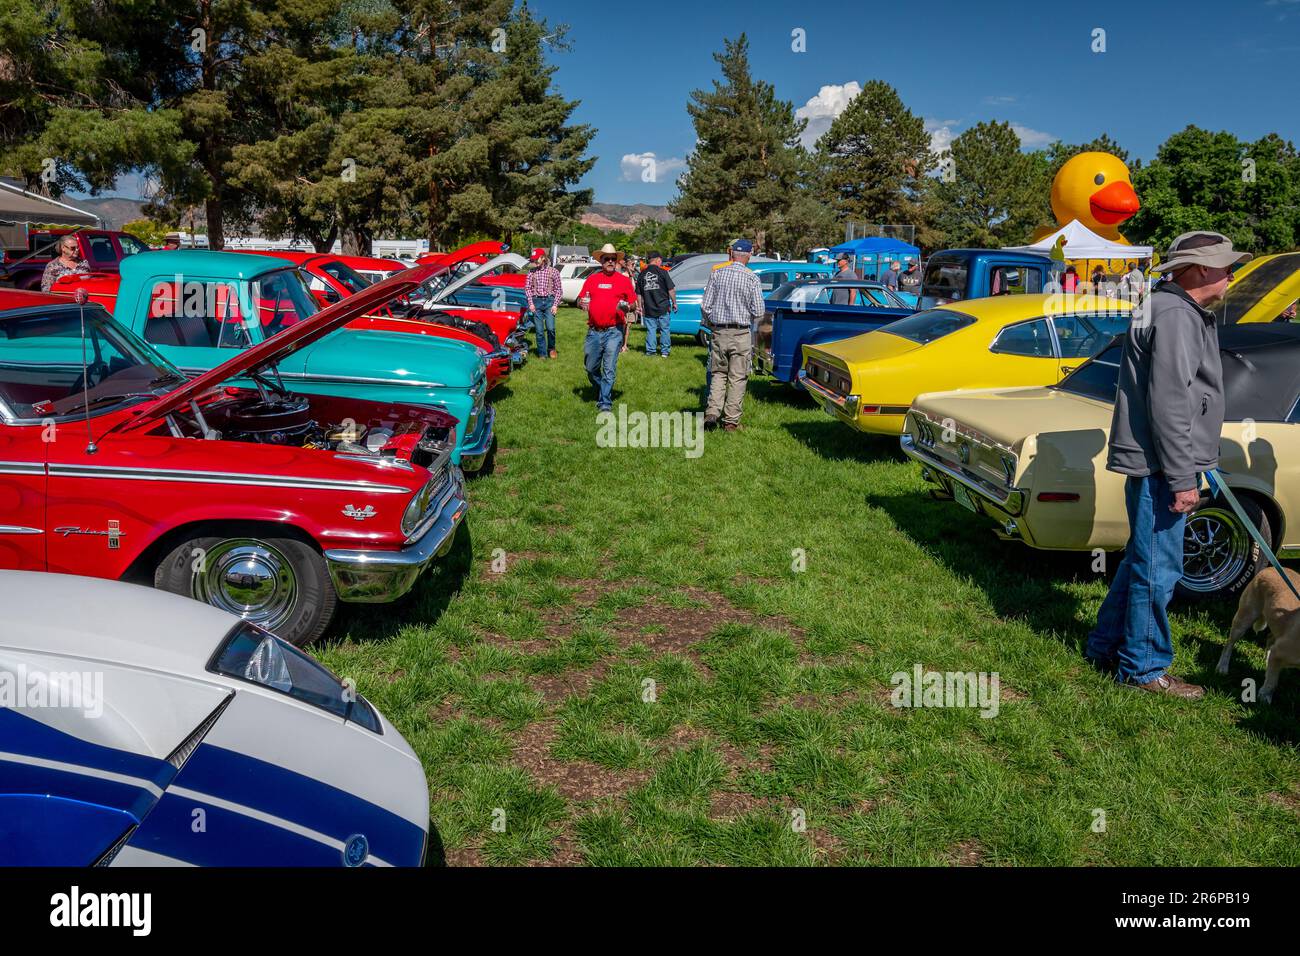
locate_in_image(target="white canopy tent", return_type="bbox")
[1005,219,1152,261]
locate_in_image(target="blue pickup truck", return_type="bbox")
[754,280,914,384]
[670,259,836,344]
[917,248,1061,310]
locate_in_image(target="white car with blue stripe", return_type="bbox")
[0,571,429,866]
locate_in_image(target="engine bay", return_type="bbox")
[159,386,454,468]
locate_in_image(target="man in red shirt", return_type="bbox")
[578,243,636,412]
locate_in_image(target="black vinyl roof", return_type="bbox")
[1059,322,1300,421]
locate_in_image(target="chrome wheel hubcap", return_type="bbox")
[193,539,298,628]
[1182,508,1251,593]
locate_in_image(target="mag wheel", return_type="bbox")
[155,534,337,645]
[1176,496,1268,602]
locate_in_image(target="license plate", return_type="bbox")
[952,482,978,512]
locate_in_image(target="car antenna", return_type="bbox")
[76,289,97,455]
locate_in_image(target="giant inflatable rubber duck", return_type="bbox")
[1047,151,1141,242]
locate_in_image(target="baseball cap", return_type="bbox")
[730,238,754,253]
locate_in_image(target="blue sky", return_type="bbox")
[537,0,1300,206]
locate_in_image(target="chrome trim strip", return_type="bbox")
[901,432,1026,516]
[0,460,45,476]
[274,371,449,389]
[797,369,859,415]
[48,463,411,494]
[0,525,42,535]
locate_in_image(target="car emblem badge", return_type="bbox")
[958,442,971,465]
[343,834,369,867]
[107,520,120,550]
[343,504,377,521]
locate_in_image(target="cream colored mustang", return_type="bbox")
[901,260,1300,601]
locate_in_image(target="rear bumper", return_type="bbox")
[798,368,860,417]
[901,431,1026,517]
[323,468,467,602]
[754,348,774,376]
[459,405,496,472]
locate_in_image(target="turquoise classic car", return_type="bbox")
[59,251,495,471]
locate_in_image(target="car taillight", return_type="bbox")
[1036,492,1080,502]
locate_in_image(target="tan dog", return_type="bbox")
[1218,567,1300,703]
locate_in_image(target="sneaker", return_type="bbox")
[1127,674,1204,700]
[661,353,670,358]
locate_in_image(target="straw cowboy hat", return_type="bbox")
[1152,231,1252,274]
[595,243,625,262]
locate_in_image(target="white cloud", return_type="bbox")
[982,94,1018,105]
[1011,123,1054,148]
[925,118,960,156]
[794,82,862,149]
[619,152,686,184]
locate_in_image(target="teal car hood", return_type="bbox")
[300,328,484,390]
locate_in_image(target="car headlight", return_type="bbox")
[401,477,437,537]
[210,623,382,733]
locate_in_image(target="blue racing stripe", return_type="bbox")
[161,743,424,865]
[0,708,174,786]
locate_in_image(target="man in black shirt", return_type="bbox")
[636,251,677,357]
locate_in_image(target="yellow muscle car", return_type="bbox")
[1221,251,1300,324]
[901,322,1300,601]
[799,293,1133,436]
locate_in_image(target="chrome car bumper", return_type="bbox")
[754,348,774,376]
[323,468,468,602]
[459,405,496,473]
[900,432,1026,517]
[797,368,860,416]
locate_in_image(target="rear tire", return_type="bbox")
[696,330,709,347]
[154,533,337,646]
[1175,494,1269,602]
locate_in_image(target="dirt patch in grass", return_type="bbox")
[511,720,651,802]
[444,846,486,867]
[476,631,552,655]
[528,661,610,705]
[535,829,585,867]
[944,839,987,866]
[709,790,771,819]
[1265,790,1300,814]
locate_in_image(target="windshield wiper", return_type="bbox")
[64,392,157,415]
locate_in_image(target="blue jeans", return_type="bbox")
[584,326,622,410]
[643,313,670,355]
[528,296,556,356]
[1086,474,1186,684]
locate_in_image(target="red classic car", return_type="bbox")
[227,249,521,387]
[0,271,468,646]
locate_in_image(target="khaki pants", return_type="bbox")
[706,327,753,425]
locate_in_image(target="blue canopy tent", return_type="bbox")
[828,237,919,280]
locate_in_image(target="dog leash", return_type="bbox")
[1204,469,1300,602]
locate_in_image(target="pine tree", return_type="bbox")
[930,121,1047,247]
[814,80,934,231]
[671,35,808,253]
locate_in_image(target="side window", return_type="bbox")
[990,318,1054,358]
[1052,313,1124,359]
[758,271,784,292]
[143,281,248,349]
[87,236,117,264]
[989,266,1042,296]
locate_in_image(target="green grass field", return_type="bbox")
[317,307,1300,866]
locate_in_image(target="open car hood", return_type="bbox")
[431,253,527,303]
[119,263,441,426]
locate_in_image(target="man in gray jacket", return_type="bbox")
[1085,232,1251,699]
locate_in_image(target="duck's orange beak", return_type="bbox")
[1089,180,1140,225]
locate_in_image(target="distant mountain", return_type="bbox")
[580,202,672,233]
[72,196,149,230]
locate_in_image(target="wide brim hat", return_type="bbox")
[1153,231,1253,273]
[595,243,625,262]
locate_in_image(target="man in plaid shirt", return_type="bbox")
[525,254,562,358]
[701,238,765,431]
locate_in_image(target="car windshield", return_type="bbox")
[1052,341,1123,403]
[881,308,977,344]
[919,258,969,310]
[117,234,150,258]
[0,303,186,419]
[251,268,321,336]
[319,259,371,294]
